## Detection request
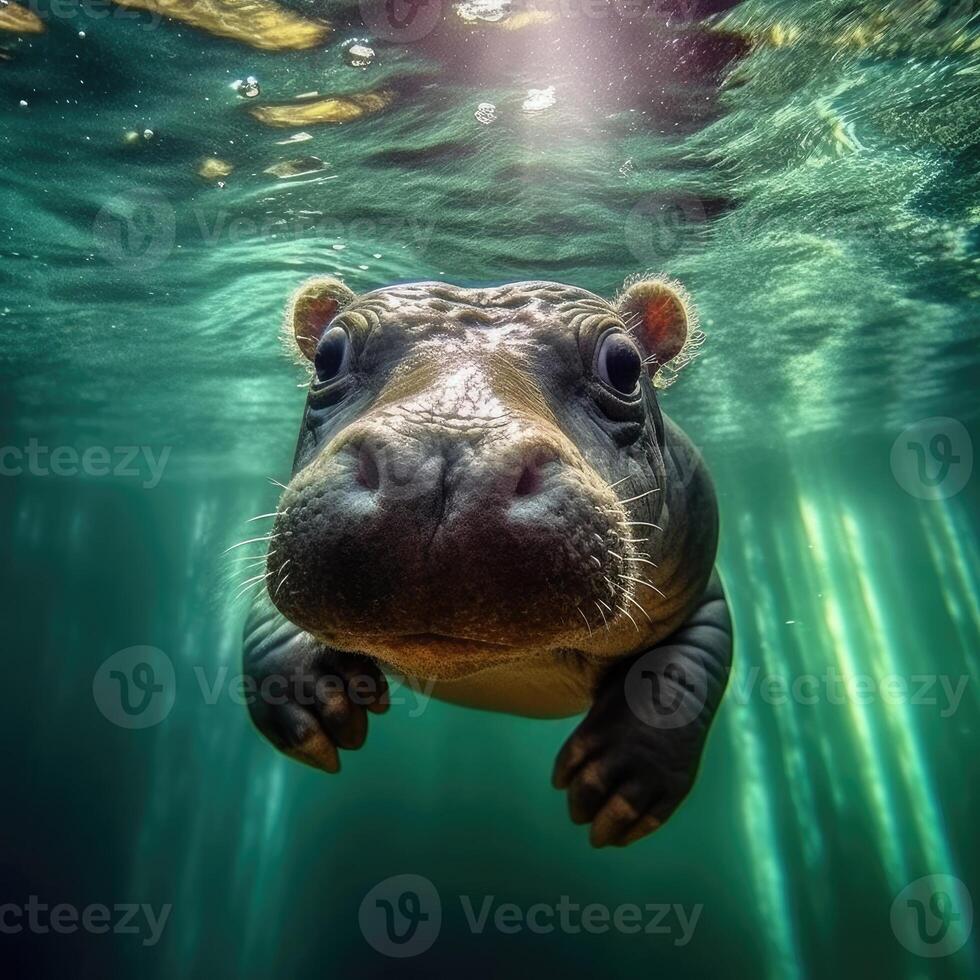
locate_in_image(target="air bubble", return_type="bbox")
[474,102,497,125]
[343,40,376,68]
[233,76,261,99]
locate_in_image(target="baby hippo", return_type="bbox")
[242,276,732,847]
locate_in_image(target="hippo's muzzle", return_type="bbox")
[268,408,626,669]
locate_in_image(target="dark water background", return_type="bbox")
[1,0,978,977]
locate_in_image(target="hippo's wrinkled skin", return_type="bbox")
[241,277,732,847]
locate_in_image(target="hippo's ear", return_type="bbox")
[284,277,356,362]
[616,276,702,387]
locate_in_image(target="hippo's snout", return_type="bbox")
[347,422,562,510]
[267,414,622,671]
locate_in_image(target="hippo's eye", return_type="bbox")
[595,331,642,396]
[313,326,352,386]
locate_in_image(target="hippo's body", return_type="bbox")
[242,277,732,847]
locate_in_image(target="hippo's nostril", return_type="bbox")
[512,448,559,498]
[514,463,541,498]
[356,443,381,491]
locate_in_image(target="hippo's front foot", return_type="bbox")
[243,592,389,773]
[553,574,732,847]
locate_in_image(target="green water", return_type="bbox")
[2,0,978,977]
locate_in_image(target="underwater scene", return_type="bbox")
[2,0,978,977]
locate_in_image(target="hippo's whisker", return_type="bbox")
[274,568,291,598]
[577,606,593,638]
[236,582,268,604]
[593,601,609,631]
[268,478,289,491]
[606,475,633,490]
[234,572,272,602]
[616,604,640,633]
[246,512,279,523]
[590,555,602,567]
[616,488,660,505]
[620,574,666,599]
[236,558,270,572]
[223,535,277,555]
[627,556,659,568]
[622,591,652,624]
[621,520,662,530]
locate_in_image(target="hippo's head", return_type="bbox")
[265,278,701,679]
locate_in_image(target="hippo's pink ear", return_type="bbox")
[616,277,696,377]
[285,277,356,361]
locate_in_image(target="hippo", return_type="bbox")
[241,276,732,847]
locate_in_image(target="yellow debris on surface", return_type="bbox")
[249,90,394,127]
[0,2,45,33]
[720,1,980,58]
[197,156,234,180]
[766,23,802,48]
[499,10,556,31]
[110,0,329,51]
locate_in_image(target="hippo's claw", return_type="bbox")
[243,592,389,773]
[552,692,702,847]
[553,575,732,847]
